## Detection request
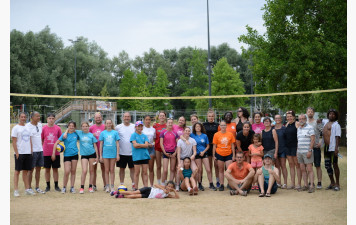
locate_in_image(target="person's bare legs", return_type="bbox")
[134,164,141,189]
[294,157,302,187]
[266,175,276,194]
[104,159,110,187]
[214,159,219,183]
[257,173,265,194]
[119,167,126,184]
[300,162,307,188]
[121,189,142,198]
[202,158,213,183]
[287,156,295,187]
[81,159,89,186]
[129,167,135,185]
[63,161,71,188]
[274,159,282,185]
[148,156,155,186]
[28,169,34,189]
[70,160,78,188]
[334,163,340,187]
[45,168,51,184]
[316,166,322,184]
[14,170,20,191]
[34,166,41,189]
[88,158,95,186]
[196,158,202,183]
[218,160,225,186]
[280,157,288,186]
[141,164,148,187]
[307,163,315,188]
[156,151,162,183]
[169,157,177,181]
[162,157,169,184]
[109,159,116,188]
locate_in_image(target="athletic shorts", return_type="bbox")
[258,180,278,194]
[313,147,321,167]
[44,155,61,169]
[148,147,155,156]
[64,155,79,162]
[14,154,33,171]
[116,155,134,168]
[163,152,175,159]
[251,161,263,168]
[285,146,297,156]
[278,151,286,158]
[215,152,232,162]
[297,152,314,164]
[133,159,149,165]
[195,152,208,159]
[139,187,152,198]
[32,151,44,168]
[81,152,97,160]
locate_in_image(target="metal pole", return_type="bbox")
[207,0,212,108]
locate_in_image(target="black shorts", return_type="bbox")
[116,155,134,168]
[81,153,97,160]
[139,187,152,198]
[14,154,33,171]
[207,145,213,157]
[63,155,79,162]
[133,159,149,165]
[313,147,321,167]
[163,152,175,159]
[32,151,44,168]
[285,146,297,156]
[44,155,61,169]
[215,153,233,162]
[195,152,208,159]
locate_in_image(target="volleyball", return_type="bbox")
[117,185,127,192]
[56,142,65,153]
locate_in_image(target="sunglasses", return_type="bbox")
[36,126,39,132]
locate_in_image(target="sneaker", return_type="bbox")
[14,190,20,197]
[198,183,205,191]
[25,189,35,195]
[334,186,340,191]
[176,185,180,192]
[104,186,107,191]
[35,187,46,194]
[79,188,84,194]
[218,185,224,191]
[93,186,97,191]
[61,187,66,194]
[105,186,110,193]
[70,187,76,194]
[277,183,282,188]
[55,186,61,192]
[317,183,322,190]
[216,182,221,188]
[89,187,94,193]
[45,187,50,192]
[209,184,217,191]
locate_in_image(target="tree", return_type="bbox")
[151,67,170,110]
[238,0,347,144]
[195,57,246,110]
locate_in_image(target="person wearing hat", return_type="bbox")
[130,121,150,189]
[255,154,280,197]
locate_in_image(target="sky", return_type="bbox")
[10,0,267,59]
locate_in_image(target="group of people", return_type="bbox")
[11,107,342,199]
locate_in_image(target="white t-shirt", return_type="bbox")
[115,123,135,156]
[177,137,197,159]
[11,124,33,154]
[26,122,43,152]
[148,187,168,199]
[142,126,156,145]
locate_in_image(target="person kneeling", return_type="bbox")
[255,154,280,197]
[224,152,255,196]
[120,181,179,199]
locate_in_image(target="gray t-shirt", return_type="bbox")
[177,138,197,159]
[307,118,320,147]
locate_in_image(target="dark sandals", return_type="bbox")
[259,192,265,197]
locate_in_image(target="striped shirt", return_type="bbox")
[297,124,315,153]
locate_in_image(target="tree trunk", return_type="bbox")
[338,95,347,147]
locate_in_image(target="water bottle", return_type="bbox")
[338,153,343,159]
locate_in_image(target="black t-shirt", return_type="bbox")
[285,122,298,148]
[203,122,219,144]
[236,130,255,151]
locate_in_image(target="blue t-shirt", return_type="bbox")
[58,132,79,157]
[130,132,150,162]
[190,133,209,154]
[183,168,192,178]
[99,130,120,158]
[76,130,97,156]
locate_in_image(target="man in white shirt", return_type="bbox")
[11,112,34,196]
[115,112,136,190]
[26,111,46,194]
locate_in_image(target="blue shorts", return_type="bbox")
[215,153,232,162]
[148,147,155,156]
[278,152,286,158]
[285,146,297,156]
[258,180,278,194]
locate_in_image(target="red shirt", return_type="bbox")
[153,123,166,151]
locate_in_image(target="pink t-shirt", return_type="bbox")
[160,130,178,153]
[41,125,62,156]
[89,124,106,152]
[252,123,265,134]
[172,125,184,139]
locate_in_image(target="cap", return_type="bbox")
[135,121,143,127]
[263,154,272,159]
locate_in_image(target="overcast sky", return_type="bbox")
[10,0,267,59]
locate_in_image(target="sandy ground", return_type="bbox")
[10,145,347,225]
